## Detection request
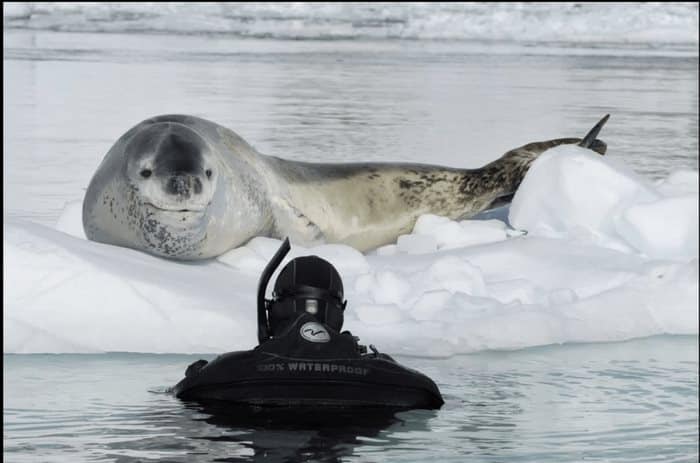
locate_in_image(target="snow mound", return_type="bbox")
[510,146,699,260]
[3,149,698,355]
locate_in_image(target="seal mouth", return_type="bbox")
[144,202,210,213]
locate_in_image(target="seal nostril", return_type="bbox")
[205,169,212,179]
[167,176,189,196]
[140,169,152,178]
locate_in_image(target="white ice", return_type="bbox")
[4,3,697,45]
[509,146,699,260]
[4,147,698,355]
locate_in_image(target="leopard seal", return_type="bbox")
[83,114,609,260]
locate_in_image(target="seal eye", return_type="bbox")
[140,169,152,178]
[205,169,212,179]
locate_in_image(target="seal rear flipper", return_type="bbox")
[578,114,609,155]
[586,139,607,155]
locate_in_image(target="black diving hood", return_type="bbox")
[172,238,444,410]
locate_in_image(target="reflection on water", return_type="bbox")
[93,400,414,462]
[3,336,698,462]
[180,404,417,463]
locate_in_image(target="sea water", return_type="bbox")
[3,337,698,462]
[4,3,699,462]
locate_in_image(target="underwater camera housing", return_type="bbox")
[173,238,444,410]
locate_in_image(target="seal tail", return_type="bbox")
[473,114,612,214]
[578,114,609,155]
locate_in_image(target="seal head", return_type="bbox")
[127,123,214,213]
[123,123,216,257]
[83,118,245,259]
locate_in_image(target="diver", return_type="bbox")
[259,240,371,357]
[173,238,443,410]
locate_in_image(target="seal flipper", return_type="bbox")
[471,115,611,217]
[270,197,325,245]
[578,114,609,154]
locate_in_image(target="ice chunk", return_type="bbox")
[411,214,509,250]
[421,256,488,297]
[509,145,659,241]
[374,244,399,256]
[354,271,411,306]
[615,194,699,259]
[354,304,404,325]
[410,290,452,321]
[454,219,509,248]
[397,233,438,254]
[509,146,698,260]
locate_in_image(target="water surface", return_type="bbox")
[3,336,698,462]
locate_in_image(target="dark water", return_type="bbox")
[3,336,698,462]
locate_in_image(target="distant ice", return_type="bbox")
[4,147,699,355]
[4,3,698,46]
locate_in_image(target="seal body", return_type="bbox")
[83,114,606,259]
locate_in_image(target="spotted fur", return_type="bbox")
[84,114,608,258]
